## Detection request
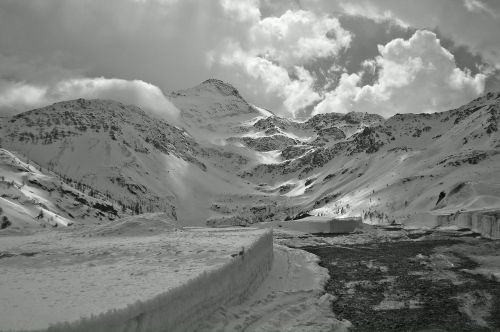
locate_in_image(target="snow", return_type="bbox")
[251,104,274,118]
[3,85,498,233]
[0,148,120,232]
[0,227,272,331]
[200,245,350,332]
[255,150,283,164]
[437,239,500,283]
[283,179,307,197]
[269,216,363,234]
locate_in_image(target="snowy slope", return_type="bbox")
[0,98,261,226]
[0,148,122,233]
[1,80,499,228]
[170,79,262,142]
[243,91,500,225]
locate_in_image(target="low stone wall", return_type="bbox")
[46,230,274,332]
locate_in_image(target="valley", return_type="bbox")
[0,79,499,331]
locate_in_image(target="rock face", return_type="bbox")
[1,79,499,228]
[228,135,299,152]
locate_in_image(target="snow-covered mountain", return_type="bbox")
[1,79,499,230]
[0,97,256,227]
[175,84,500,226]
[245,92,500,225]
[0,148,121,232]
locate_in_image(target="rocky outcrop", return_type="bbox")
[228,135,299,152]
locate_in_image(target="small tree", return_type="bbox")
[1,216,11,229]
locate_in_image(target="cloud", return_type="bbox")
[2,0,341,117]
[302,0,500,70]
[248,10,351,66]
[211,7,351,116]
[0,77,179,122]
[339,2,409,27]
[0,0,246,95]
[464,0,488,13]
[219,44,321,114]
[220,0,261,22]
[0,0,497,120]
[314,30,486,117]
[0,81,47,115]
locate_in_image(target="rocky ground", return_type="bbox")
[279,227,500,331]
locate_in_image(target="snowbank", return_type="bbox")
[0,228,273,332]
[436,211,500,239]
[272,216,362,234]
[406,210,500,239]
[199,245,350,331]
[49,230,273,332]
[90,213,181,236]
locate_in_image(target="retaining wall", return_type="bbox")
[46,230,274,332]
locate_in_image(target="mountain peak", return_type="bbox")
[198,79,242,98]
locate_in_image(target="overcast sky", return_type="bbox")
[1,0,500,119]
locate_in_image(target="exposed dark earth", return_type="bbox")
[299,231,500,331]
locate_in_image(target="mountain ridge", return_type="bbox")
[0,80,499,231]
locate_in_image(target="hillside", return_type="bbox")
[0,81,499,229]
[236,91,500,226]
[0,97,257,226]
[185,87,500,226]
[0,148,121,233]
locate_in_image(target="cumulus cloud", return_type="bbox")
[314,30,486,116]
[219,44,321,113]
[301,0,500,70]
[220,0,261,22]
[211,7,351,116]
[2,0,344,117]
[0,77,179,123]
[0,0,497,120]
[248,10,351,66]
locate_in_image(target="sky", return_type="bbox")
[1,0,500,119]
